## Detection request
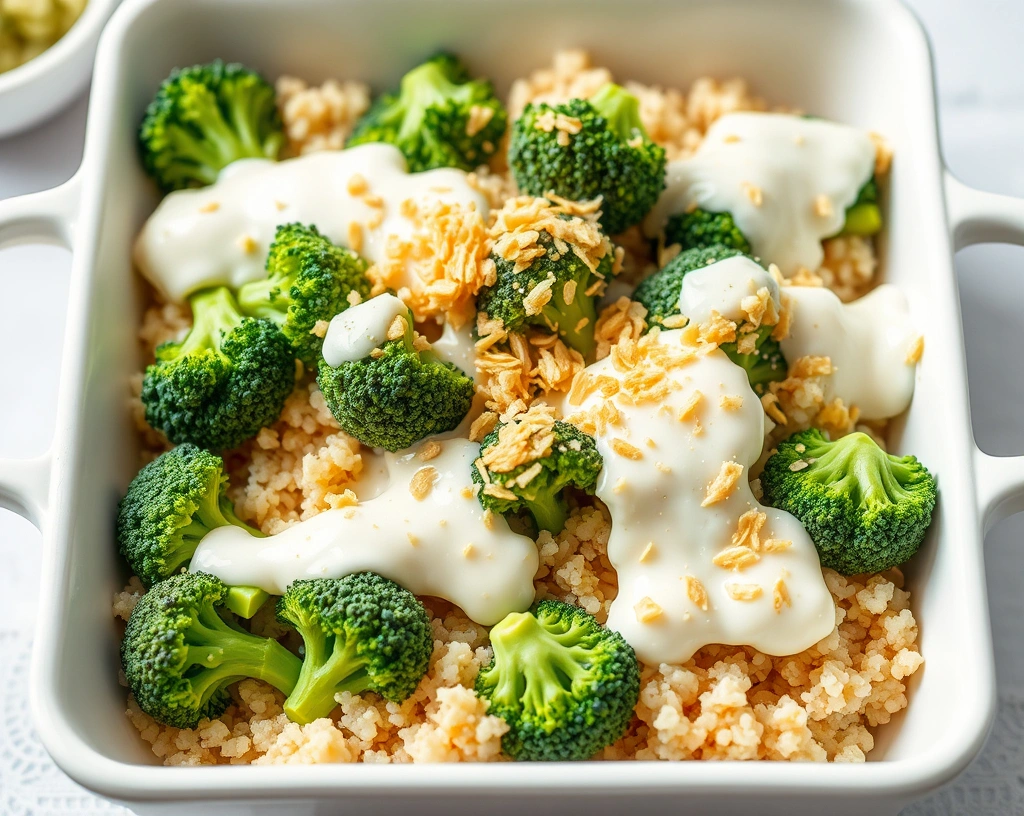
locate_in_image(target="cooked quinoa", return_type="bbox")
[120,49,917,765]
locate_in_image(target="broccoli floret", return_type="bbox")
[116,444,262,587]
[121,572,301,728]
[476,600,639,761]
[236,223,371,367]
[476,226,613,357]
[509,83,666,235]
[665,208,752,255]
[761,429,938,574]
[347,53,506,172]
[316,306,474,451]
[276,573,432,724]
[139,60,283,193]
[471,419,603,534]
[633,244,785,394]
[663,177,882,253]
[839,177,883,237]
[141,286,296,451]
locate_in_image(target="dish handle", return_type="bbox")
[0,176,80,527]
[945,170,1024,532]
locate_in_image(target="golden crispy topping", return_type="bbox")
[713,546,760,571]
[238,234,258,254]
[418,441,442,462]
[731,509,767,552]
[726,583,763,602]
[386,314,408,341]
[466,104,495,137]
[813,194,834,219]
[346,174,368,196]
[763,538,793,554]
[639,542,656,562]
[198,201,220,213]
[720,394,743,411]
[594,297,647,361]
[685,575,710,611]
[773,578,792,612]
[409,467,439,501]
[761,392,788,425]
[480,404,556,473]
[634,596,664,623]
[469,411,499,443]
[742,182,763,207]
[702,461,744,506]
[611,438,644,460]
[678,390,703,421]
[905,335,924,364]
[311,320,329,339]
[347,221,364,254]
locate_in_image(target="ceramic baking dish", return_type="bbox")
[2,0,1024,812]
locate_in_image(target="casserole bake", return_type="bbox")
[3,0,1024,812]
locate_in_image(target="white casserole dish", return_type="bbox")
[2,0,1024,812]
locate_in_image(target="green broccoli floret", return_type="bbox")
[633,244,785,394]
[476,224,613,358]
[476,600,639,761]
[760,429,938,575]
[471,419,603,534]
[121,572,301,728]
[664,209,752,255]
[663,177,882,253]
[276,573,432,724]
[141,286,296,451]
[839,177,882,237]
[116,444,262,587]
[347,53,506,172]
[236,223,371,367]
[509,83,666,235]
[316,304,474,451]
[139,60,283,193]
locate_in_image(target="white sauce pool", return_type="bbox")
[134,143,489,302]
[677,255,780,324]
[191,438,538,626]
[321,293,409,367]
[781,284,917,420]
[566,332,835,664]
[644,112,876,275]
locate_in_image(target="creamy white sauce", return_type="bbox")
[781,284,917,420]
[321,293,409,368]
[677,256,780,324]
[644,113,876,275]
[134,143,489,302]
[432,320,479,385]
[191,438,538,625]
[567,332,835,664]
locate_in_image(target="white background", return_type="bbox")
[1,1,1023,812]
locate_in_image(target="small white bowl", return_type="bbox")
[0,0,121,138]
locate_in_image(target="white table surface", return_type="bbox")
[1,1,1023,813]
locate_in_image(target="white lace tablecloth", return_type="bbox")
[3,1,1024,813]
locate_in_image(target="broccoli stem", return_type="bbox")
[489,612,588,712]
[283,633,369,724]
[395,61,461,141]
[523,493,570,535]
[224,586,271,619]
[542,293,597,359]
[841,203,883,236]
[805,432,915,512]
[178,287,244,357]
[183,605,301,705]
[587,83,647,143]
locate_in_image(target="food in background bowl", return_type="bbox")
[0,0,87,74]
[114,49,933,766]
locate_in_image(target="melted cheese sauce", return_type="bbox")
[191,438,538,626]
[781,285,917,420]
[568,332,835,664]
[677,256,780,324]
[644,113,876,275]
[321,294,409,367]
[134,143,488,302]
